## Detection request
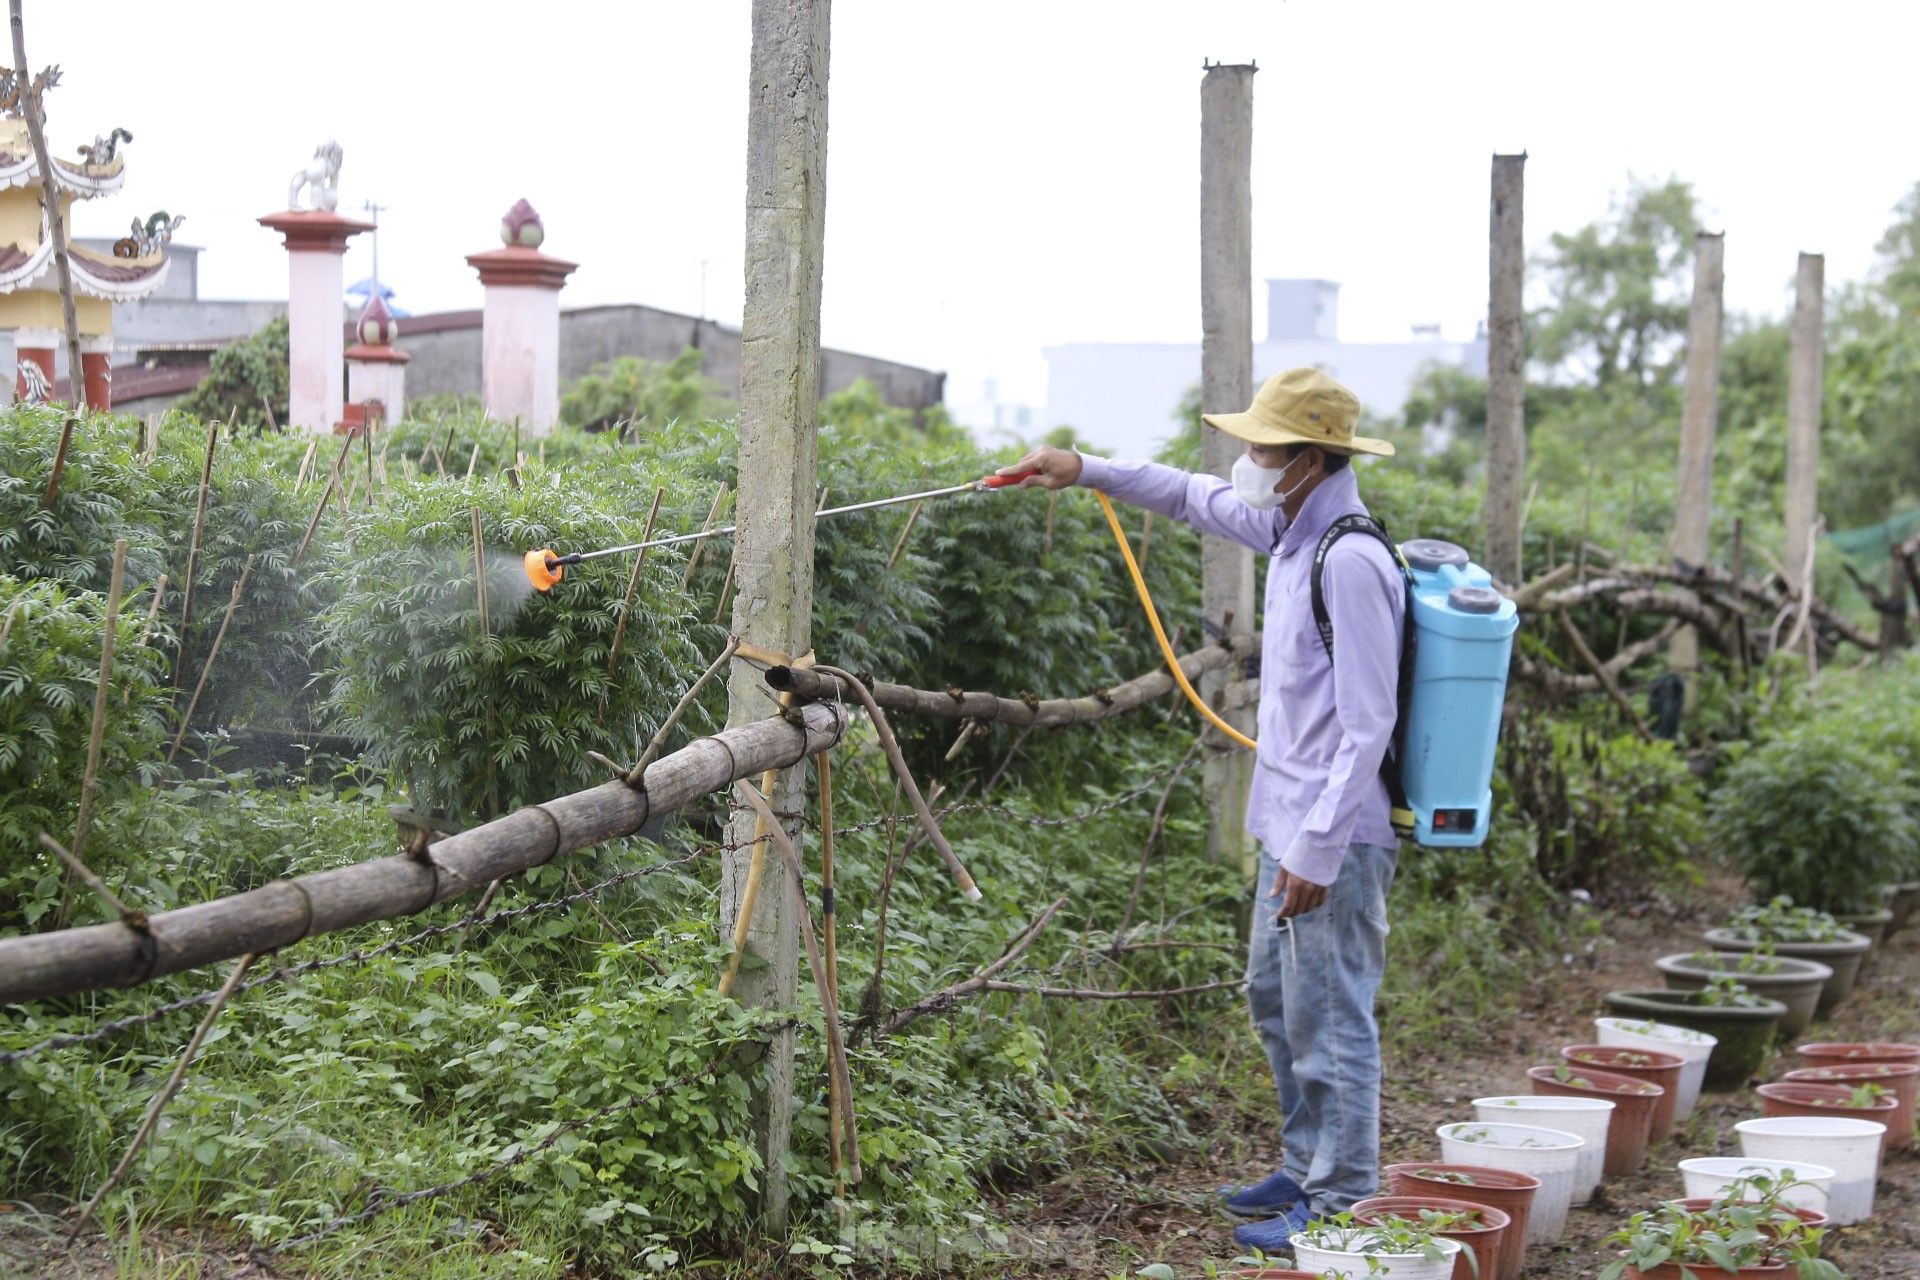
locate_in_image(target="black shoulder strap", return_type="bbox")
[1310,513,1419,840]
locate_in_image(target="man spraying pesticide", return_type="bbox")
[1001,368,1517,1257]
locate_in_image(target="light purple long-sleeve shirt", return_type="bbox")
[1076,455,1405,886]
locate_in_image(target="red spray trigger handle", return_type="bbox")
[982,469,1039,489]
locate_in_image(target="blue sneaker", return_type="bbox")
[1231,1202,1315,1256]
[1218,1167,1309,1219]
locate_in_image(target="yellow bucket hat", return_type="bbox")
[1201,368,1394,457]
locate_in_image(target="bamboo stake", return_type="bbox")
[294,439,318,492]
[732,779,860,1186]
[438,421,457,475]
[0,598,17,649]
[599,487,667,722]
[465,441,482,480]
[39,833,134,920]
[175,420,221,680]
[135,574,167,647]
[627,637,741,784]
[53,540,125,929]
[678,483,729,590]
[41,415,77,509]
[66,952,257,1243]
[291,433,356,567]
[884,500,925,570]
[470,509,491,638]
[814,747,843,1193]
[165,555,253,765]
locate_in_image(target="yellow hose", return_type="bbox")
[1094,490,1257,752]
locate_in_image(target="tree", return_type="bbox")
[175,317,289,430]
[1531,176,1700,393]
[558,348,734,433]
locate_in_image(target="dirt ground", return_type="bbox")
[1001,886,1920,1279]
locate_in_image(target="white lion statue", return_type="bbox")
[288,139,343,212]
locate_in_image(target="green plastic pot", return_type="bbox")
[1601,990,1786,1089]
[1700,927,1871,1014]
[1885,881,1920,933]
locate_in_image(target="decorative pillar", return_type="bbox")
[79,334,112,411]
[258,210,374,432]
[13,325,55,403]
[344,294,409,428]
[465,200,577,434]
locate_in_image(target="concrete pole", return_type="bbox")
[1670,231,1725,689]
[1485,153,1528,586]
[1199,61,1257,874]
[720,0,829,1234]
[1783,252,1825,596]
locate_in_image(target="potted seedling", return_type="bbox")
[1352,1197,1504,1280]
[1598,1189,1845,1279]
[1289,1212,1464,1280]
[1787,1053,1919,1152]
[1526,1063,1660,1175]
[1382,1165,1539,1280]
[1654,948,1832,1039]
[1559,1044,1684,1139]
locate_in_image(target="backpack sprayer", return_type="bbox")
[523,470,1517,849]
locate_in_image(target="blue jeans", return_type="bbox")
[1246,842,1397,1215]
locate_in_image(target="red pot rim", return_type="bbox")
[1755,1080,1899,1111]
[1527,1063,1664,1096]
[1561,1043,1685,1070]
[1351,1194,1511,1234]
[1795,1041,1920,1062]
[1784,1062,1920,1082]
[1383,1162,1542,1192]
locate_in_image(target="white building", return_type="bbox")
[1042,278,1488,458]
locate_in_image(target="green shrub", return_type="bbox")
[0,574,171,927]
[175,317,290,431]
[1709,720,1917,913]
[313,477,701,820]
[560,349,734,434]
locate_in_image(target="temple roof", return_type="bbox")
[0,225,168,300]
[0,121,127,197]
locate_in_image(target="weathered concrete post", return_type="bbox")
[1486,153,1528,586]
[1199,61,1257,875]
[1783,252,1825,595]
[1670,231,1725,690]
[720,0,829,1233]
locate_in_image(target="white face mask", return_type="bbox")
[1232,451,1309,510]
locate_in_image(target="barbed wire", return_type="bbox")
[3,758,1196,1067]
[0,844,727,1067]
[273,1022,793,1251]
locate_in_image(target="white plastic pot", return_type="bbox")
[1290,1229,1463,1280]
[1595,1015,1717,1121]
[1736,1115,1885,1225]
[1677,1155,1835,1213]
[1473,1094,1614,1205]
[1436,1120,1583,1246]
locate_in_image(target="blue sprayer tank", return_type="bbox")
[1396,538,1519,848]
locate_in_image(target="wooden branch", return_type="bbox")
[175,420,221,676]
[67,952,256,1241]
[1511,621,1679,695]
[977,977,1245,1001]
[1555,609,1653,742]
[55,540,124,927]
[0,701,850,1006]
[165,555,253,765]
[1505,562,1578,612]
[8,4,82,418]
[875,897,1068,1037]
[767,631,1260,729]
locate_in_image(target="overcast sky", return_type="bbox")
[37,1,1920,423]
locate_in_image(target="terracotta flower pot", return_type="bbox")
[1560,1043,1685,1141]
[1784,1061,1918,1152]
[1383,1163,1538,1280]
[1666,1197,1828,1235]
[1352,1194,1510,1280]
[1621,1263,1786,1279]
[1794,1041,1920,1071]
[1756,1078,1899,1153]
[1526,1063,1660,1176]
[1220,1271,1324,1279]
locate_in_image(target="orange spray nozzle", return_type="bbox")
[524,548,564,592]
